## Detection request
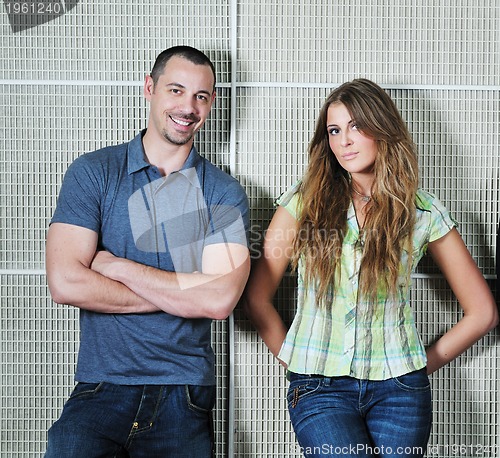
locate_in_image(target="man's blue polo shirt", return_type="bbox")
[51,130,249,385]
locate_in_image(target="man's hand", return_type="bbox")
[91,250,119,279]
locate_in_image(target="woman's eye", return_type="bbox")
[328,128,339,135]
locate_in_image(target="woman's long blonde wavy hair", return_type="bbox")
[292,79,419,306]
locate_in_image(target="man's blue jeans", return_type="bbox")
[287,369,432,458]
[44,382,215,458]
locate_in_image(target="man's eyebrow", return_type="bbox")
[165,82,186,89]
[165,82,212,95]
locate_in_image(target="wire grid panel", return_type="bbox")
[0,84,231,271]
[412,277,499,458]
[0,274,79,457]
[237,0,500,86]
[0,0,232,83]
[209,319,230,458]
[235,86,320,257]
[233,274,300,457]
[0,274,230,457]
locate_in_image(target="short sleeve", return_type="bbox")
[275,181,302,220]
[204,180,249,248]
[204,202,248,248]
[50,155,103,232]
[427,195,458,243]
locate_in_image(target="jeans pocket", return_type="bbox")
[392,369,431,392]
[68,382,104,400]
[185,385,216,413]
[287,376,322,408]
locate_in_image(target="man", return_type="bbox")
[45,46,250,457]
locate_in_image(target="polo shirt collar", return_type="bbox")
[127,130,150,174]
[127,129,202,187]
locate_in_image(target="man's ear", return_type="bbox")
[144,75,154,101]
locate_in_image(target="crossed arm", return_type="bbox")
[46,222,250,320]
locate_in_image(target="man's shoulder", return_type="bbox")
[66,141,131,181]
[76,140,129,164]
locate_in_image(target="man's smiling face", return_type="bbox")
[145,55,215,147]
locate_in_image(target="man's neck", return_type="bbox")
[142,129,193,176]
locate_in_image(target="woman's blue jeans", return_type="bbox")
[44,382,215,458]
[287,369,432,458]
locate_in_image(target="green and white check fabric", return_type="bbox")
[277,184,457,380]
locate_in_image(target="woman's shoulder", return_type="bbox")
[415,188,442,211]
[275,181,302,219]
[415,188,457,237]
[276,181,301,206]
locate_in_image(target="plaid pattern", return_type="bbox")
[277,185,457,380]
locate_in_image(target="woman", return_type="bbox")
[243,79,498,458]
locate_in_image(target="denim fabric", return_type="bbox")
[44,382,215,458]
[287,369,432,458]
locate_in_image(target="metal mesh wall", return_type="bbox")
[1,1,499,457]
[237,0,499,86]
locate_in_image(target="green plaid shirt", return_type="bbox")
[277,184,457,380]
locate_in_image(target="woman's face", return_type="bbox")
[326,102,378,177]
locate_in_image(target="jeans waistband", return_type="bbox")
[287,368,428,382]
[287,371,330,382]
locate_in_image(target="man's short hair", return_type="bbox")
[150,45,216,89]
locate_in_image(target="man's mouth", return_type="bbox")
[170,115,197,127]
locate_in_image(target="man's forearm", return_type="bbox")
[48,261,160,314]
[92,250,250,319]
[46,223,161,314]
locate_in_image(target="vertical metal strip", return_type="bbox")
[227,0,238,456]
